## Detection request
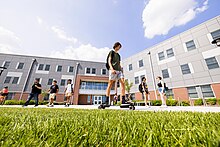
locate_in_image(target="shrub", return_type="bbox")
[166,99,178,106]
[151,100,162,106]
[180,101,190,106]
[217,99,220,106]
[194,99,203,106]
[206,98,217,105]
[4,100,18,105]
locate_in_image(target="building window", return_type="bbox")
[102,69,107,75]
[162,69,169,79]
[134,76,139,84]
[17,63,24,69]
[92,68,96,74]
[187,86,198,98]
[60,79,66,86]
[181,64,191,75]
[38,64,44,70]
[128,64,133,71]
[166,48,174,58]
[185,40,196,51]
[86,68,90,74]
[57,65,62,72]
[205,57,219,70]
[3,61,10,68]
[158,52,165,61]
[68,66,74,72]
[4,76,11,84]
[211,29,220,40]
[45,65,50,71]
[80,81,108,90]
[47,79,53,85]
[138,60,144,67]
[87,95,91,103]
[12,77,19,84]
[201,85,215,98]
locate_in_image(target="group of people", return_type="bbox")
[1,42,168,107]
[22,78,73,107]
[105,42,168,107]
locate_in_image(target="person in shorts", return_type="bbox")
[47,80,59,107]
[106,42,126,105]
[0,86,9,104]
[140,77,150,107]
[64,79,73,107]
[156,76,167,107]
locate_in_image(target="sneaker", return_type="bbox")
[160,105,168,108]
[34,105,38,107]
[50,104,54,107]
[22,105,27,107]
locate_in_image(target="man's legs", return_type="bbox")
[24,93,34,106]
[34,93,39,106]
[119,78,126,104]
[106,80,115,105]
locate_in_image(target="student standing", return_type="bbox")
[156,76,167,107]
[0,86,9,104]
[23,79,42,107]
[64,79,73,107]
[105,42,126,105]
[140,77,150,107]
[47,80,59,107]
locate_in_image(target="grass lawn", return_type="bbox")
[0,108,220,146]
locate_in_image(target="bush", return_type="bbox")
[194,99,203,106]
[206,98,217,105]
[217,99,220,106]
[4,100,19,105]
[4,100,49,105]
[180,101,190,106]
[166,99,178,106]
[115,102,121,106]
[151,100,162,106]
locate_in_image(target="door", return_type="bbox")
[94,96,102,105]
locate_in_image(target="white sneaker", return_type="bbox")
[160,105,168,108]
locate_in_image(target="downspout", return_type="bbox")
[71,62,80,104]
[148,52,158,100]
[19,59,36,100]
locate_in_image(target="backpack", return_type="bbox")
[106,50,121,70]
[164,83,169,91]
[138,84,144,93]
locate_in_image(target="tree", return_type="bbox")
[125,80,133,95]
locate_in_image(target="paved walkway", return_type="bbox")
[1,105,220,113]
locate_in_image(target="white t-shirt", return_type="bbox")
[65,84,73,93]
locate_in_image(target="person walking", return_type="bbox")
[156,76,167,107]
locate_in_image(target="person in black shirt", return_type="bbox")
[47,80,59,107]
[23,78,42,107]
[140,77,150,107]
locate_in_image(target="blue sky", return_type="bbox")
[0,0,219,62]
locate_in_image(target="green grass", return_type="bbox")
[0,108,220,146]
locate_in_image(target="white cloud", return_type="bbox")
[0,26,21,53]
[142,0,209,38]
[50,26,111,62]
[37,16,43,25]
[51,26,79,45]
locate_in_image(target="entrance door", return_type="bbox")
[94,96,102,105]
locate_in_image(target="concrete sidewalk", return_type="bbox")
[1,105,220,113]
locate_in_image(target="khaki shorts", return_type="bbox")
[49,93,56,99]
[65,92,72,97]
[109,70,124,81]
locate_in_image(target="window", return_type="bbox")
[47,79,53,85]
[205,57,219,69]
[166,48,174,58]
[138,60,144,67]
[162,69,169,79]
[45,65,50,71]
[186,40,196,51]
[3,61,10,68]
[140,75,145,81]
[38,64,44,70]
[57,65,62,72]
[17,63,24,69]
[60,79,66,86]
[201,85,214,98]
[187,87,198,98]
[211,29,220,40]
[181,64,191,75]
[102,69,107,75]
[158,52,165,61]
[68,66,74,72]
[12,77,19,84]
[166,89,174,99]
[86,68,90,74]
[87,95,91,103]
[4,76,11,83]
[134,76,139,84]
[92,68,96,74]
[128,64,133,71]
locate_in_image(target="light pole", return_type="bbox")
[0,66,7,76]
[211,38,220,47]
[148,51,158,100]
